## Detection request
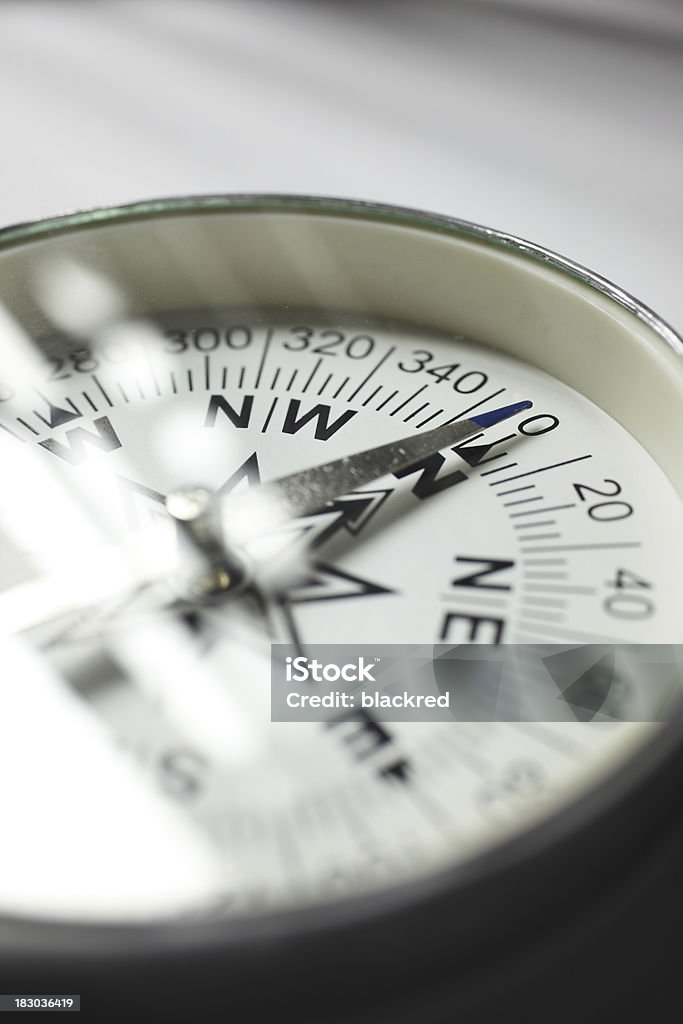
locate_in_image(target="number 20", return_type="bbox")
[573,479,634,522]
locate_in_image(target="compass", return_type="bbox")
[0,196,682,1021]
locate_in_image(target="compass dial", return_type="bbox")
[0,198,681,929]
[19,316,683,640]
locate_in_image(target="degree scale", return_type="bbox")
[0,196,681,1021]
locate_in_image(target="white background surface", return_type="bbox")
[0,0,681,326]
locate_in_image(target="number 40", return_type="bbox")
[604,568,654,620]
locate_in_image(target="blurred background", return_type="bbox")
[0,0,681,325]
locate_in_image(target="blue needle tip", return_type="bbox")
[470,400,533,429]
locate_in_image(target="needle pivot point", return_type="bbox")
[166,486,244,600]
[165,487,213,523]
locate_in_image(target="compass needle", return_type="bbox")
[164,399,533,577]
[220,399,534,536]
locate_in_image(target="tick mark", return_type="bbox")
[519,532,562,542]
[404,402,430,423]
[302,357,322,393]
[442,388,507,426]
[91,374,113,408]
[522,595,567,608]
[503,496,543,507]
[332,376,349,399]
[262,397,279,434]
[377,390,398,411]
[523,584,596,595]
[491,454,592,486]
[148,363,162,397]
[347,345,396,402]
[390,385,428,417]
[362,385,382,407]
[498,485,536,497]
[522,572,569,580]
[510,504,576,518]
[16,418,38,435]
[415,409,443,428]
[521,558,568,566]
[254,328,274,389]
[481,462,518,477]
[317,373,333,396]
[521,542,642,553]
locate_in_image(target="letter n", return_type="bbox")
[204,394,254,429]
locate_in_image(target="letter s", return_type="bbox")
[292,656,309,682]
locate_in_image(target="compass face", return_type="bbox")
[0,198,681,927]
